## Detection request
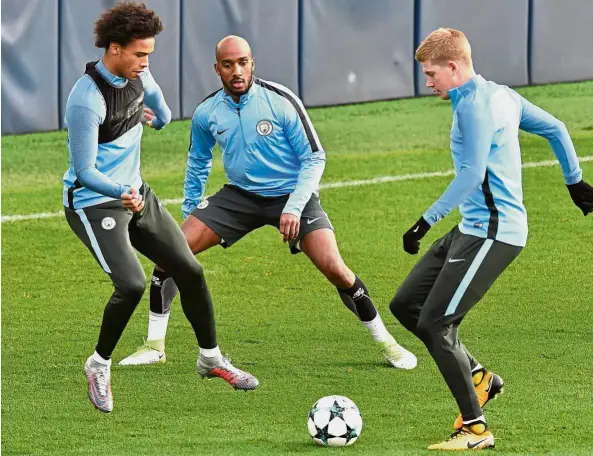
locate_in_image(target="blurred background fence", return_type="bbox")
[2,0,592,135]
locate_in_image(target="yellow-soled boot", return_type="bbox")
[429,422,494,451]
[453,369,504,430]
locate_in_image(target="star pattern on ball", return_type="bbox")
[314,424,331,445]
[308,396,362,447]
[345,423,359,443]
[329,400,346,420]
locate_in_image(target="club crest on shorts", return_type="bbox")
[256,119,273,136]
[101,217,116,230]
[197,200,209,209]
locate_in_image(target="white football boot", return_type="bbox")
[118,339,166,366]
[84,355,113,413]
[379,338,417,370]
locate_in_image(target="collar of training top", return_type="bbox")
[224,78,257,107]
[448,74,485,106]
[95,58,128,88]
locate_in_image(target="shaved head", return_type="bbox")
[215,35,252,62]
[214,35,255,102]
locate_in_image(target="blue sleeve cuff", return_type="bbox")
[150,116,165,130]
[565,169,583,186]
[422,213,437,226]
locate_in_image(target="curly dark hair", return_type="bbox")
[94,2,163,49]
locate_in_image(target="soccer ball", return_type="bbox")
[307,395,363,446]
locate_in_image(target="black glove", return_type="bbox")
[402,217,431,255]
[567,180,593,216]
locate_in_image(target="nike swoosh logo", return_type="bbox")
[216,128,229,135]
[158,353,164,360]
[413,226,420,233]
[467,438,489,449]
[448,258,465,263]
[89,372,105,407]
[307,217,322,225]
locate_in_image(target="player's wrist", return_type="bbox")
[567,180,581,189]
[281,209,301,219]
[414,216,431,237]
[566,179,593,216]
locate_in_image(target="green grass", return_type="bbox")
[2,81,593,455]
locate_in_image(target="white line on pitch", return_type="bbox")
[2,155,592,223]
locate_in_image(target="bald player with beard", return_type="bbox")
[119,35,417,372]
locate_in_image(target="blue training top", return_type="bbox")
[183,78,326,219]
[62,59,171,209]
[423,75,582,247]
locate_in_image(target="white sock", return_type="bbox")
[92,351,112,366]
[463,415,486,426]
[200,346,222,358]
[472,363,484,374]
[362,314,392,343]
[147,311,170,342]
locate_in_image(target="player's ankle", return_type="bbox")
[471,367,487,386]
[199,345,222,359]
[146,338,165,352]
[362,314,392,342]
[463,417,488,434]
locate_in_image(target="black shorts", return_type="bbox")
[190,184,334,254]
[393,225,523,327]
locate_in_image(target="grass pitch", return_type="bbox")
[2,81,593,455]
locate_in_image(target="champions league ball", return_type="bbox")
[307,395,363,446]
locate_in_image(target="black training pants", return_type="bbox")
[390,226,521,421]
[65,183,217,358]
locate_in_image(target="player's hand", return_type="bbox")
[279,213,300,243]
[567,179,593,216]
[402,217,431,255]
[121,187,145,213]
[143,107,156,128]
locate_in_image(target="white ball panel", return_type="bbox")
[307,417,318,438]
[333,395,356,409]
[327,417,347,437]
[341,408,363,430]
[315,396,336,409]
[313,409,331,428]
[327,437,348,447]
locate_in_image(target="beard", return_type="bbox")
[223,74,252,97]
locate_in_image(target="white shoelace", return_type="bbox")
[221,357,240,373]
[93,365,111,396]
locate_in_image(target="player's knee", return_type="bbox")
[188,257,204,276]
[414,318,434,343]
[175,257,205,284]
[415,317,446,345]
[322,258,351,287]
[117,276,146,302]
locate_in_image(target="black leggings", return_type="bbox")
[65,183,217,358]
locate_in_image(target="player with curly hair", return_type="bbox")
[62,2,259,414]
